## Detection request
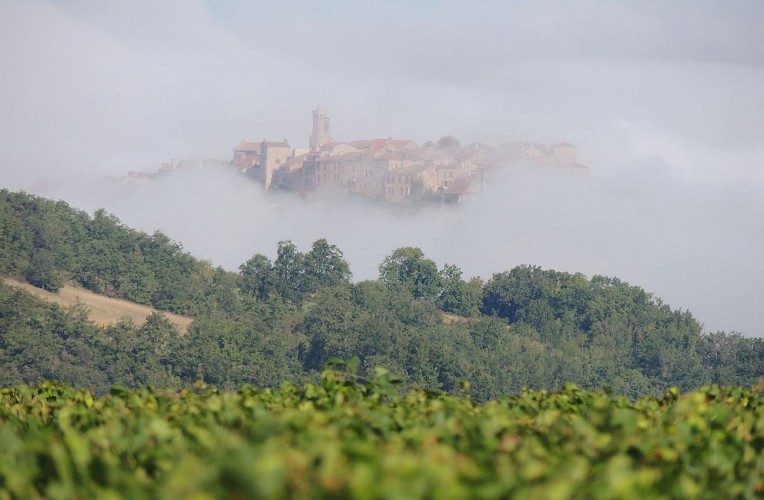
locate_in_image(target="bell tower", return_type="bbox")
[309,107,332,151]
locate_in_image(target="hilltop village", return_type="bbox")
[232,109,587,203]
[130,109,588,203]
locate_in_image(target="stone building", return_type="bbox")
[231,141,260,170]
[384,164,437,203]
[233,109,586,203]
[259,141,290,190]
[309,108,332,150]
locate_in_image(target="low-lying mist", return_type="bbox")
[2,1,763,337]
[21,151,763,338]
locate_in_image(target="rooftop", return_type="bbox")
[234,141,260,151]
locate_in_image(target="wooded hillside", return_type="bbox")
[1,189,761,398]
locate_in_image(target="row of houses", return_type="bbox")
[231,110,587,203]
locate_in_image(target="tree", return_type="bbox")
[436,136,460,149]
[26,248,64,292]
[482,266,552,323]
[303,239,352,292]
[437,264,472,316]
[470,316,507,350]
[239,254,276,302]
[379,247,440,300]
[299,285,354,371]
[273,240,305,305]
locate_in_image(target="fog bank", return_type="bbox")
[1,0,763,335]
[22,162,762,337]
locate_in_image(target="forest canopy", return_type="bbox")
[0,189,762,399]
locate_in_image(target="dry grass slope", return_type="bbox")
[3,278,192,334]
[440,312,471,325]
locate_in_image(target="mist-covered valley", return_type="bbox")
[2,0,763,336]
[3,5,764,494]
[14,156,762,337]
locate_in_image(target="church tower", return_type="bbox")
[309,107,332,151]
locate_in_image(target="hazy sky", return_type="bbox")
[1,1,763,335]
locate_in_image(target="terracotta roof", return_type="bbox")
[399,163,432,175]
[374,150,423,161]
[261,141,290,148]
[328,151,372,162]
[279,154,309,171]
[349,138,420,152]
[234,141,259,151]
[321,142,360,154]
[388,139,419,150]
[348,140,374,149]
[367,139,391,152]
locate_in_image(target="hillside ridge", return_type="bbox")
[2,277,192,333]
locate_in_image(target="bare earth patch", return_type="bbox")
[3,277,193,334]
[441,312,471,325]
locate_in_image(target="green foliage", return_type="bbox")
[379,247,441,300]
[273,240,305,305]
[1,189,761,402]
[0,280,182,394]
[701,331,764,388]
[1,378,763,498]
[437,263,481,316]
[25,248,64,292]
[482,265,553,323]
[0,190,212,314]
[303,238,353,290]
[239,239,351,307]
[436,135,461,149]
[479,266,721,395]
[238,253,276,302]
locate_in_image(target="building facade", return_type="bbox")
[232,110,586,202]
[309,108,332,151]
[259,141,290,190]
